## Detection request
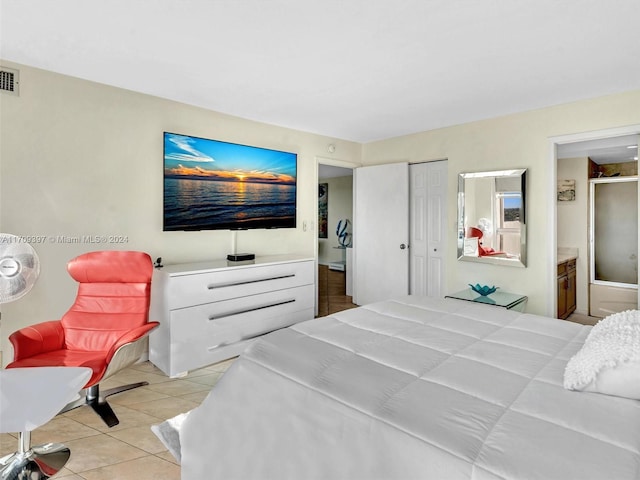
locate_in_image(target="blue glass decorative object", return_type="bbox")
[469,284,498,296]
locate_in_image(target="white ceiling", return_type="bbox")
[557,134,639,164]
[2,1,640,143]
[319,164,353,179]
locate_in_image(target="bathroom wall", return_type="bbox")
[557,157,589,315]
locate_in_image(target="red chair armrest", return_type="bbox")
[9,320,65,361]
[105,322,159,363]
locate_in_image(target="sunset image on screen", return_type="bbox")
[163,133,297,231]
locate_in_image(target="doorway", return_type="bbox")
[316,157,360,316]
[553,128,640,319]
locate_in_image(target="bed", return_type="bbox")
[159,295,640,479]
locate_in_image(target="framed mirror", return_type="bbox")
[457,168,527,267]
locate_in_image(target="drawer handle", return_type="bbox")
[208,298,296,321]
[207,274,295,289]
[207,325,286,350]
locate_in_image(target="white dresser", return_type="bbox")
[149,254,315,377]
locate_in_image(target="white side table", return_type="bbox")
[0,366,92,479]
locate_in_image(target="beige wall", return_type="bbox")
[318,175,353,265]
[2,60,640,362]
[362,90,640,315]
[557,157,589,314]
[0,61,361,363]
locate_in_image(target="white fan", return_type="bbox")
[0,233,40,303]
[477,217,493,234]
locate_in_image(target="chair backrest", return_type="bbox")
[61,251,153,352]
[466,227,484,239]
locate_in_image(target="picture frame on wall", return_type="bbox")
[558,179,576,201]
[319,183,328,238]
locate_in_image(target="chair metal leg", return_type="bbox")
[102,381,149,399]
[59,381,150,428]
[86,385,120,428]
[0,431,70,480]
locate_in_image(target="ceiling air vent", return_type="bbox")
[0,67,19,96]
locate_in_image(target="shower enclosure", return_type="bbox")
[589,176,638,316]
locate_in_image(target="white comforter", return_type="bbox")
[180,296,640,479]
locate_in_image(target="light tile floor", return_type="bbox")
[566,311,601,326]
[0,358,234,479]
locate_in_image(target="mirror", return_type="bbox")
[457,169,527,267]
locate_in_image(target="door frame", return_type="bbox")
[548,124,640,318]
[315,156,361,316]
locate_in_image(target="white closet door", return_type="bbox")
[410,163,429,296]
[353,163,409,305]
[410,161,447,297]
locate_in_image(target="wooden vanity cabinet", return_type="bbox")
[557,258,577,319]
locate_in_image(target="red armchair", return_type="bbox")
[465,227,505,257]
[7,251,159,427]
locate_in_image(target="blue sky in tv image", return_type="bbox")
[163,132,296,184]
[163,133,297,231]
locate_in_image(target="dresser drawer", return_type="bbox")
[169,284,314,374]
[167,260,314,309]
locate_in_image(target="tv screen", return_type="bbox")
[163,132,297,231]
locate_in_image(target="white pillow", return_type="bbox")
[564,310,640,399]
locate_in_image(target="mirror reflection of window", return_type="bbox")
[496,192,521,255]
[457,169,526,267]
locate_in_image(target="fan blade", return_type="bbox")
[8,276,26,295]
[0,276,26,302]
[15,253,35,269]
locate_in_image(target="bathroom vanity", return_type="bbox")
[557,255,577,319]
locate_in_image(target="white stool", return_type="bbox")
[0,366,92,479]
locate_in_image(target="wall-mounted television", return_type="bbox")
[163,132,297,231]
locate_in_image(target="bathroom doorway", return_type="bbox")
[555,131,639,319]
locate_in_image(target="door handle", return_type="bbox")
[400,244,408,250]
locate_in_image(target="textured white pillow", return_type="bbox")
[564,310,640,399]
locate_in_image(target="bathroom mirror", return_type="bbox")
[457,168,527,267]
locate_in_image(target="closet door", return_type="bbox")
[410,161,447,297]
[353,163,409,305]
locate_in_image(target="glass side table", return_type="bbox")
[445,288,528,312]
